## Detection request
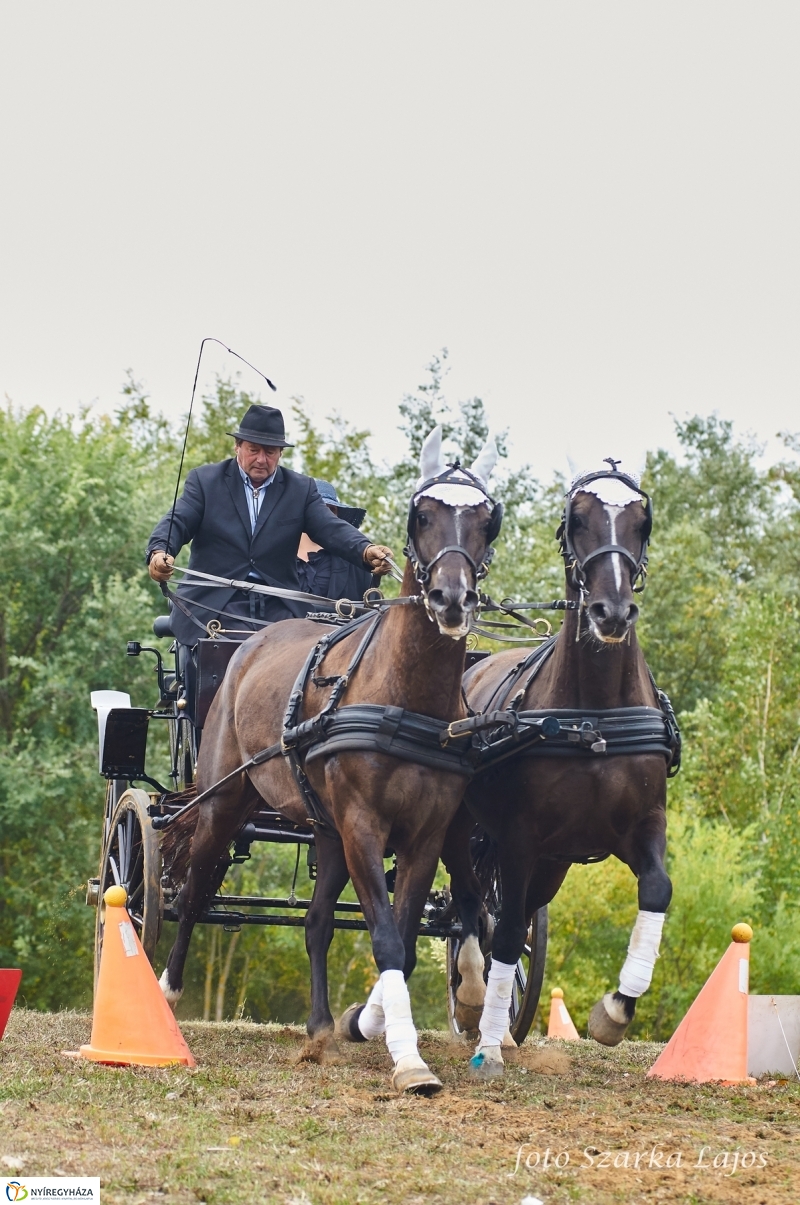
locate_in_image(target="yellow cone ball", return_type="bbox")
[551,987,564,999]
[731,922,753,943]
[104,885,127,907]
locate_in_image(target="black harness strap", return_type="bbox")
[468,636,680,775]
[302,704,474,776]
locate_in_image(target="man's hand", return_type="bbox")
[148,551,175,582]
[363,544,395,576]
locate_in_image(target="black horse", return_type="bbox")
[443,462,678,1075]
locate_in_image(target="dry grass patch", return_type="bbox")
[0,1010,798,1204]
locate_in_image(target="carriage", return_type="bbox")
[85,612,549,1043]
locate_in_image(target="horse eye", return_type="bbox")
[417,513,429,528]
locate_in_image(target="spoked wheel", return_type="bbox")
[446,907,548,1045]
[94,788,163,987]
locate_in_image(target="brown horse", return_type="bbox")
[443,462,677,1076]
[158,427,502,1093]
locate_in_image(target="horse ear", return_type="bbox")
[419,426,446,480]
[469,436,498,484]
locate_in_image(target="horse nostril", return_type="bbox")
[464,591,479,610]
[427,589,445,610]
[627,603,640,624]
[589,602,608,621]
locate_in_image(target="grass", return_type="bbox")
[1,1010,799,1204]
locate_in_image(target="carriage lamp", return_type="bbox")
[127,641,141,656]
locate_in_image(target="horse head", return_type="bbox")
[559,460,652,643]
[407,427,502,639]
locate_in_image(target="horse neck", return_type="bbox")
[540,587,654,709]
[360,563,467,719]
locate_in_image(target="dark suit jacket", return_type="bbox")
[147,459,371,644]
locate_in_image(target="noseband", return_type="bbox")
[404,462,503,595]
[557,460,652,598]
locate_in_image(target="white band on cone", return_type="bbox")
[381,969,419,1064]
[618,910,665,998]
[357,977,386,1039]
[478,957,516,1048]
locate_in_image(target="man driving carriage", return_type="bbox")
[146,403,393,642]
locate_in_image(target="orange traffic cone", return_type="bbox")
[0,969,22,1039]
[77,886,195,1067]
[547,987,580,1041]
[647,923,755,1084]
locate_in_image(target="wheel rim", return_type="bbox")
[95,789,162,987]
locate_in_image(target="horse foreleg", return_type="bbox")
[441,805,486,1031]
[588,816,672,1046]
[340,824,442,1095]
[473,856,569,1077]
[299,827,351,1064]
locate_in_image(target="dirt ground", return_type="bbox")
[0,1010,797,1205]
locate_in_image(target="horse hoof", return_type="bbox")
[335,1003,368,1043]
[469,1045,505,1079]
[158,968,183,1010]
[296,1030,342,1065]
[391,1054,442,1096]
[588,993,630,1046]
[454,997,484,1031]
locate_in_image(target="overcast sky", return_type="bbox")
[1,2,798,480]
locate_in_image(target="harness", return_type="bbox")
[465,633,681,777]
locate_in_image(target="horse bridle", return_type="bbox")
[404,462,503,595]
[557,459,652,598]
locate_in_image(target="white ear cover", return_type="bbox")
[418,425,446,482]
[469,436,498,484]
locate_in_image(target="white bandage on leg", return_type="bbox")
[381,969,420,1064]
[477,958,516,1048]
[618,910,665,998]
[357,977,386,1039]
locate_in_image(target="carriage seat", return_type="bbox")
[153,614,175,639]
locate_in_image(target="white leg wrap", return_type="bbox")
[381,969,419,1064]
[357,977,386,1039]
[477,958,516,1048]
[618,910,665,998]
[159,968,183,1006]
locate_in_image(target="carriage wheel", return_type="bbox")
[94,788,163,987]
[446,907,549,1046]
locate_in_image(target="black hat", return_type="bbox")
[227,404,294,448]
[315,479,367,529]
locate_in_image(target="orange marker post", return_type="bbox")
[77,886,196,1068]
[647,923,755,1085]
[547,987,580,1041]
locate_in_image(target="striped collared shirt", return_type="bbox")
[238,463,277,532]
